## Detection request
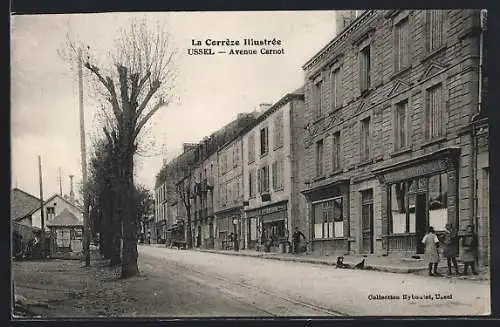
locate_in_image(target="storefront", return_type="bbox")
[215,208,241,250]
[302,179,350,256]
[245,200,288,252]
[372,148,460,257]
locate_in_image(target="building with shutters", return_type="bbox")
[241,88,305,251]
[301,10,489,264]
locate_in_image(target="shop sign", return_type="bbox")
[383,159,450,184]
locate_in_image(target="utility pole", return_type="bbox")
[59,167,63,196]
[78,47,90,266]
[38,156,46,256]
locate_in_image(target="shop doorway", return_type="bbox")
[361,189,374,254]
[415,193,427,254]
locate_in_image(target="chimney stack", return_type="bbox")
[335,10,357,35]
[69,174,75,203]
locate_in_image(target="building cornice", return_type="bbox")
[302,10,376,72]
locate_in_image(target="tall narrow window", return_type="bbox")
[258,166,270,193]
[429,10,444,51]
[426,84,443,139]
[248,133,255,163]
[248,170,254,198]
[273,113,284,149]
[360,117,371,162]
[395,100,408,150]
[316,139,324,177]
[331,67,342,109]
[271,159,284,191]
[332,132,341,171]
[314,80,323,118]
[394,17,410,71]
[260,127,269,156]
[360,45,371,92]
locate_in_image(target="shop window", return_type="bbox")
[313,197,343,239]
[428,173,448,231]
[390,182,415,234]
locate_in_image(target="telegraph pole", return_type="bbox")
[59,167,63,196]
[78,47,90,266]
[38,156,46,255]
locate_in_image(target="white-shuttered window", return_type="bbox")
[272,158,284,191]
[426,84,444,139]
[394,17,410,71]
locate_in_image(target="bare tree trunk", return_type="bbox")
[121,150,139,278]
[186,206,193,249]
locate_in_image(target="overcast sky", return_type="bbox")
[11,11,339,198]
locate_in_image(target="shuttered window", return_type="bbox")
[395,100,408,150]
[248,133,255,163]
[360,117,371,162]
[316,139,324,177]
[426,84,443,139]
[359,45,371,92]
[394,17,410,71]
[429,10,444,51]
[314,80,323,119]
[331,67,342,109]
[332,132,341,171]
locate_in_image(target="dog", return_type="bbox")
[354,259,365,270]
[336,256,350,269]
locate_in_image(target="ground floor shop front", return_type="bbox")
[214,207,243,251]
[301,147,489,265]
[245,200,290,252]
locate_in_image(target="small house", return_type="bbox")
[47,208,83,254]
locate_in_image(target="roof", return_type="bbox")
[47,208,83,227]
[11,188,41,221]
[25,194,83,217]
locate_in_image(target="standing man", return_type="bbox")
[292,227,306,254]
[443,223,460,275]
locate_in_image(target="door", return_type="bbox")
[361,190,374,254]
[415,193,427,254]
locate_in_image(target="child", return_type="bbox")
[422,226,440,276]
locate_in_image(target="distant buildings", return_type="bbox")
[154,9,489,266]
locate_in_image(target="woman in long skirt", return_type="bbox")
[422,226,441,276]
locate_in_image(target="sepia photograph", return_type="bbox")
[10,9,490,318]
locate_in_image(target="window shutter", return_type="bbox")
[257,168,261,193]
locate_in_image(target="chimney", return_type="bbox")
[259,103,273,113]
[69,174,75,203]
[335,10,357,34]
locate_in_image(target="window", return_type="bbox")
[56,229,71,247]
[249,169,256,198]
[313,79,323,118]
[258,165,270,193]
[260,127,269,156]
[395,100,408,150]
[331,67,342,109]
[221,152,228,173]
[360,117,371,162]
[316,139,324,177]
[272,158,284,191]
[233,145,239,168]
[248,133,255,163]
[46,206,55,218]
[394,17,410,71]
[426,84,444,139]
[273,113,284,149]
[313,197,343,239]
[360,45,371,92]
[428,10,444,52]
[390,182,413,234]
[428,173,448,231]
[332,132,341,171]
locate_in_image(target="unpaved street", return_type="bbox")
[138,246,490,316]
[13,246,490,318]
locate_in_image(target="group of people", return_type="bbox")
[422,223,479,277]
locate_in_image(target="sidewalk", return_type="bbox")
[186,247,489,281]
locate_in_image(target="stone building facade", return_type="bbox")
[301,10,489,264]
[242,89,305,251]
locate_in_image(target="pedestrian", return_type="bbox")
[460,224,479,276]
[443,223,460,275]
[292,227,306,254]
[422,226,441,276]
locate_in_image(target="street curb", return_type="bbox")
[192,249,427,274]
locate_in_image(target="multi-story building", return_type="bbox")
[242,90,306,251]
[154,181,168,243]
[214,134,244,250]
[301,10,489,264]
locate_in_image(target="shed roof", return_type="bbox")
[47,208,83,227]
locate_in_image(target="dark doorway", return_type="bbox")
[361,190,374,254]
[415,193,427,254]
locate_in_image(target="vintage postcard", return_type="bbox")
[11,9,490,318]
